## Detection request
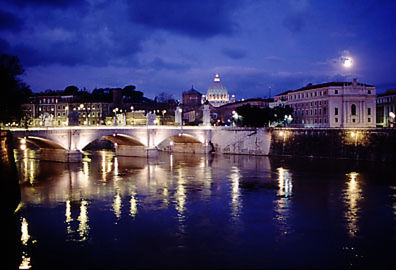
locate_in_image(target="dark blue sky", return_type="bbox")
[1,0,396,99]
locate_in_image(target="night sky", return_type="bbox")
[1,0,396,99]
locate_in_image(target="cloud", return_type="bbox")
[0,9,24,32]
[222,48,247,60]
[282,0,311,33]
[127,0,240,38]
[149,57,190,71]
[1,0,147,67]
[12,0,89,9]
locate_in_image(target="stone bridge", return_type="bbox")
[9,126,272,162]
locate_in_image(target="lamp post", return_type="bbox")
[162,110,166,125]
[232,110,238,126]
[79,104,86,126]
[113,107,119,126]
[130,106,134,126]
[389,112,395,127]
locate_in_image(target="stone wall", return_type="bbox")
[211,127,272,155]
[270,128,396,162]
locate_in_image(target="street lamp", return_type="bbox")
[162,110,166,125]
[79,104,86,125]
[113,107,119,126]
[389,112,395,127]
[130,106,134,125]
[232,110,238,126]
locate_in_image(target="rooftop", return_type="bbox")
[277,80,374,96]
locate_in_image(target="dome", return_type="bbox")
[206,74,229,107]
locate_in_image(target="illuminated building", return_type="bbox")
[376,89,396,127]
[204,74,231,107]
[274,79,376,128]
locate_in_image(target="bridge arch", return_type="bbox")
[78,131,146,151]
[23,136,66,150]
[157,134,205,153]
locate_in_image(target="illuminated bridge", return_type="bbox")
[10,126,272,162]
[10,126,213,162]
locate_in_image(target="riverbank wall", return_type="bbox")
[270,128,396,162]
[211,127,396,162]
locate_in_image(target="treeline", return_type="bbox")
[235,104,293,127]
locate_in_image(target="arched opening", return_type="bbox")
[91,134,146,157]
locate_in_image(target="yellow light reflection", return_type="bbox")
[77,200,90,241]
[114,157,119,179]
[21,218,30,245]
[278,167,292,197]
[274,167,293,237]
[230,166,241,221]
[19,218,32,270]
[130,187,138,218]
[65,200,73,234]
[19,254,31,270]
[175,178,186,218]
[345,172,361,237]
[113,191,122,221]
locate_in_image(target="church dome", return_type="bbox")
[206,74,229,107]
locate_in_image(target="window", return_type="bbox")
[368,118,371,122]
[351,104,356,116]
[368,90,371,94]
[335,117,338,123]
[352,119,356,123]
[335,107,338,115]
[368,108,371,115]
[335,90,338,94]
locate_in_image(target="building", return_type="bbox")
[204,74,230,107]
[274,79,376,128]
[376,90,396,127]
[182,87,202,108]
[23,94,111,127]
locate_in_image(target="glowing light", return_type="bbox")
[342,57,353,68]
[279,131,284,137]
[389,112,395,119]
[214,74,220,82]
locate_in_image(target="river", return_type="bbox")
[12,150,396,269]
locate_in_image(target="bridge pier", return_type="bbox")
[115,145,146,157]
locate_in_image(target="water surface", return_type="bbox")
[14,151,396,269]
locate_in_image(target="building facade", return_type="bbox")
[274,79,376,128]
[376,90,396,127]
[23,94,111,127]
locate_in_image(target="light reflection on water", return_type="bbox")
[344,172,362,238]
[13,150,396,269]
[274,167,293,237]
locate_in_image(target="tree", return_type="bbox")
[235,104,293,127]
[0,54,31,123]
[155,92,174,103]
[64,85,79,95]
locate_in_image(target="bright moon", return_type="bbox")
[343,57,353,68]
